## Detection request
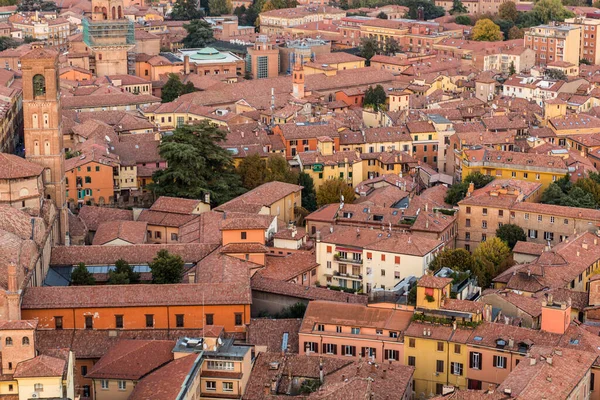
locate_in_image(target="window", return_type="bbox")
[437,342,444,352]
[324,343,337,354]
[326,246,332,253]
[436,360,444,373]
[351,327,360,334]
[550,216,555,224]
[155,231,161,239]
[8,384,13,392]
[395,271,400,279]
[85,316,93,330]
[525,213,529,220]
[341,345,356,356]
[145,314,154,328]
[544,232,554,241]
[206,381,216,391]
[171,233,178,241]
[512,171,516,178]
[55,316,63,330]
[482,234,487,242]
[81,365,87,376]
[482,221,487,229]
[101,380,109,390]
[316,324,325,332]
[466,219,471,227]
[207,361,234,370]
[395,256,400,264]
[389,331,398,338]
[451,362,463,376]
[408,356,416,366]
[118,380,126,391]
[241,232,247,240]
[381,269,385,277]
[176,314,184,328]
[482,208,487,216]
[235,313,243,326]
[223,382,234,392]
[115,315,123,329]
[336,326,342,333]
[470,352,482,370]
[4,337,12,346]
[493,355,507,369]
[206,314,214,325]
[454,344,461,354]
[466,207,471,214]
[528,229,538,239]
[385,349,400,361]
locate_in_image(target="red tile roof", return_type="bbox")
[92,220,148,245]
[149,196,205,214]
[77,205,133,231]
[0,153,43,179]
[257,252,318,282]
[418,274,452,289]
[247,318,302,353]
[129,353,198,400]
[216,181,302,213]
[13,355,66,378]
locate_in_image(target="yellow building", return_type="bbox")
[461,148,568,189]
[302,53,365,76]
[142,102,253,130]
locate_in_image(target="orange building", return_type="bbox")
[20,283,252,335]
[65,144,120,207]
[220,215,273,266]
[272,123,340,159]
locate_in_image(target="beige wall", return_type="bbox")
[0,175,43,209]
[93,378,134,400]
[17,376,64,400]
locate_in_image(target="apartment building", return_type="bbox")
[258,6,345,35]
[524,24,581,66]
[315,225,443,292]
[460,148,569,189]
[436,0,510,14]
[483,46,536,75]
[9,14,72,47]
[298,300,412,364]
[566,17,600,65]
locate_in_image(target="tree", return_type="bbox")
[150,250,185,284]
[533,0,574,23]
[455,15,472,25]
[545,68,567,80]
[594,0,600,8]
[445,172,494,205]
[339,0,349,9]
[108,259,140,285]
[402,0,445,20]
[472,19,503,41]
[376,11,388,18]
[209,0,232,15]
[450,0,467,14]
[498,1,518,22]
[170,0,204,20]
[429,248,474,272]
[580,58,592,65]
[161,74,184,103]
[17,0,56,11]
[496,224,526,249]
[71,263,96,286]
[464,171,495,188]
[266,154,298,184]
[540,182,566,205]
[574,177,600,204]
[508,26,524,40]
[299,172,317,212]
[515,11,541,28]
[364,85,387,111]
[359,36,379,65]
[0,36,18,51]
[494,19,514,42]
[508,60,516,75]
[237,153,267,190]
[383,37,401,55]
[472,237,512,288]
[183,19,215,48]
[317,179,355,207]
[150,122,245,205]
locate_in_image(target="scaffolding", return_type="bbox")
[82,18,135,47]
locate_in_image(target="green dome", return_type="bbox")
[189,48,226,60]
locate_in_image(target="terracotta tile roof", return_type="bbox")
[467,322,562,350]
[418,274,452,289]
[251,276,368,305]
[192,251,255,285]
[0,320,37,330]
[513,241,545,256]
[257,252,318,282]
[129,353,198,400]
[299,150,361,167]
[463,149,568,171]
[247,318,302,353]
[178,211,224,245]
[406,120,435,133]
[221,242,268,254]
[13,354,66,378]
[549,113,600,131]
[22,280,251,309]
[300,300,412,334]
[86,340,174,380]
[511,201,600,221]
[78,205,133,231]
[137,210,198,228]
[273,226,306,240]
[220,216,272,230]
[0,153,43,179]
[61,92,160,109]
[481,290,543,317]
[458,179,542,208]
[405,321,473,343]
[50,243,217,265]
[278,123,339,140]
[215,181,302,213]
[442,298,484,314]
[149,196,204,214]
[92,220,148,245]
[354,185,409,208]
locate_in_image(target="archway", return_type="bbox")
[102,7,107,19]
[117,5,122,19]
[111,6,116,19]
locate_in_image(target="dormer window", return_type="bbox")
[495,339,507,349]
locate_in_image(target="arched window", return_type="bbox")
[101,6,107,19]
[5,337,12,346]
[44,141,50,155]
[32,74,45,97]
[111,6,116,19]
[22,337,29,346]
[33,140,40,155]
[43,113,49,128]
[118,5,122,18]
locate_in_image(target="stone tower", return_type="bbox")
[21,47,68,245]
[292,59,305,100]
[83,0,135,76]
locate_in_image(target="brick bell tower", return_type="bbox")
[21,47,69,245]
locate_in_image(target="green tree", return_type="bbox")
[359,36,379,65]
[299,172,317,212]
[562,187,597,209]
[496,224,526,249]
[464,171,495,188]
[473,237,512,288]
[266,154,298,184]
[108,259,140,285]
[450,0,467,14]
[508,26,524,40]
[150,250,185,284]
[376,11,388,18]
[472,18,503,41]
[209,0,232,15]
[455,15,472,25]
[445,172,494,205]
[498,1,518,22]
[183,19,215,48]
[509,60,516,75]
[580,58,592,65]
[428,248,474,272]
[237,153,267,190]
[533,0,574,23]
[494,19,514,42]
[574,177,600,204]
[383,37,401,55]
[161,74,184,103]
[545,68,567,80]
[540,182,567,205]
[150,122,245,205]
[170,0,204,20]
[516,11,541,28]
[317,179,355,207]
[71,263,96,286]
[402,0,445,20]
[364,85,387,111]
[17,0,56,11]
[339,0,349,9]
[0,36,18,51]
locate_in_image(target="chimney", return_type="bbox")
[188,272,196,283]
[466,182,475,197]
[7,264,17,293]
[184,55,190,75]
[319,358,324,383]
